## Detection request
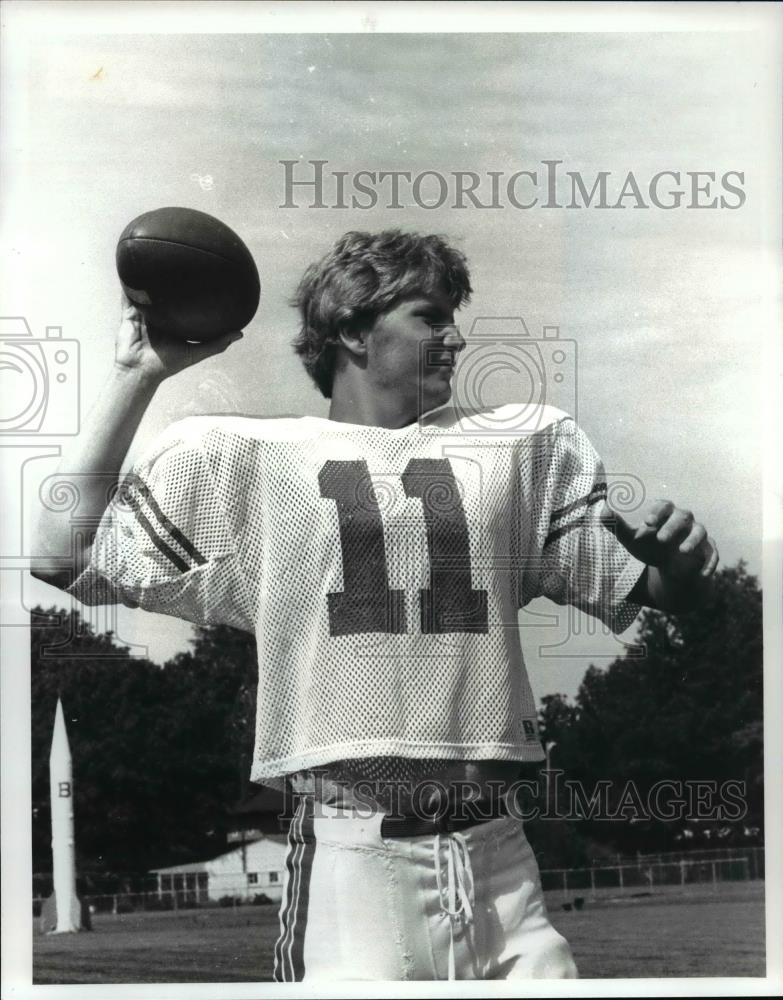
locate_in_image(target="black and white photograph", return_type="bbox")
[1,1,781,994]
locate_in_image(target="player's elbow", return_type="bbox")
[29,523,92,594]
[29,562,75,593]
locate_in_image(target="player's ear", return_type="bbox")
[337,323,368,358]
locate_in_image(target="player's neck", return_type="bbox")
[328,381,418,430]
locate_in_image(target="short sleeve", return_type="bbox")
[66,422,253,632]
[526,418,645,635]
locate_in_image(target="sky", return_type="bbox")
[4,24,776,702]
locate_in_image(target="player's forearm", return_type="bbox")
[628,564,714,612]
[30,364,163,581]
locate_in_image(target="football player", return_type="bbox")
[32,229,718,980]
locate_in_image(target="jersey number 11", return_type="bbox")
[319,458,489,637]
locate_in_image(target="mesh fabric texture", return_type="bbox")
[67,403,644,784]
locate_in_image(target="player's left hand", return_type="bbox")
[603,500,719,580]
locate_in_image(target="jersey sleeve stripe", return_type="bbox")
[133,479,207,567]
[122,491,193,574]
[543,492,607,548]
[549,482,607,522]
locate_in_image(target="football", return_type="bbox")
[116,207,260,341]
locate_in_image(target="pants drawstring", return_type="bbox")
[433,832,475,980]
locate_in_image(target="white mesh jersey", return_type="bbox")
[67,403,645,783]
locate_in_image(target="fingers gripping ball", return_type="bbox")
[116,207,260,342]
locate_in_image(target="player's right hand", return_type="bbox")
[114,294,244,381]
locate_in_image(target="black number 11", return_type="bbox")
[318,459,488,637]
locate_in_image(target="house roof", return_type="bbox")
[226,785,290,817]
[150,859,211,874]
[150,832,289,874]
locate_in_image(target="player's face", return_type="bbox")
[365,287,465,415]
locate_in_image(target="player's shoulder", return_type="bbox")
[422,402,577,438]
[140,414,314,472]
[160,413,313,446]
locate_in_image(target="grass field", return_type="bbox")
[33,881,765,983]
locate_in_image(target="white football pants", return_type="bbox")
[272,796,577,981]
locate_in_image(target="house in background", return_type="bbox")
[150,832,288,904]
[149,784,293,904]
[225,783,292,838]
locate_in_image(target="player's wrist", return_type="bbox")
[110,360,167,391]
[645,563,712,612]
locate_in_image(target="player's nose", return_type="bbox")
[442,324,465,353]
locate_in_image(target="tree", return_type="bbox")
[31,608,259,873]
[31,607,163,872]
[533,562,763,856]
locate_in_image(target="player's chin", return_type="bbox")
[422,375,453,407]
